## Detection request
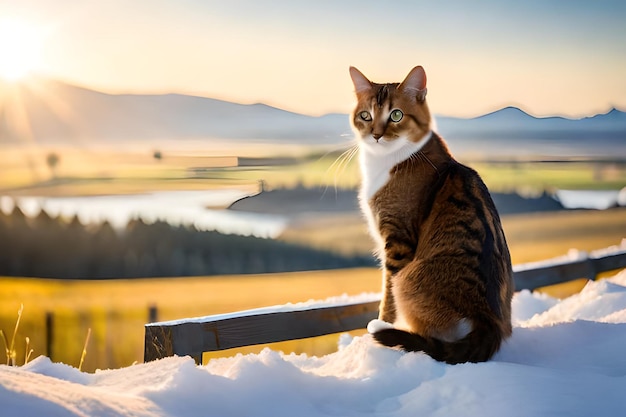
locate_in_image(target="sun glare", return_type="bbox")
[0,19,44,81]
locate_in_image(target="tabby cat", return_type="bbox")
[349,66,513,364]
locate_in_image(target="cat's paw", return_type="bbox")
[367,319,395,334]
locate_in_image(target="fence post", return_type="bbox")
[45,312,53,360]
[148,305,158,323]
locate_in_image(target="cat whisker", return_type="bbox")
[325,145,355,180]
[334,148,353,174]
[407,151,437,178]
[322,143,359,198]
[337,146,359,184]
[417,151,439,175]
[315,140,358,162]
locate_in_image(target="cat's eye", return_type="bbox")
[359,111,372,121]
[390,109,403,123]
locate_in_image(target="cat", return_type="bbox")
[349,66,514,364]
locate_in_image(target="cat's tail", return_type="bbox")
[368,318,503,364]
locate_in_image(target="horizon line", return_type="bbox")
[3,73,624,121]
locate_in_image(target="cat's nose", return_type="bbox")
[372,133,383,141]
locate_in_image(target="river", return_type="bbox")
[0,189,287,238]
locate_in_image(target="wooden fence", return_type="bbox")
[144,246,626,364]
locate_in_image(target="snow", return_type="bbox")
[148,292,381,327]
[3,270,626,416]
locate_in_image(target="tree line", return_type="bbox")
[0,207,374,279]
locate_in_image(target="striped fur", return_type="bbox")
[350,66,513,364]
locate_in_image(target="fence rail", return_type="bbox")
[145,247,626,364]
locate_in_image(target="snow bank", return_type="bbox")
[3,270,626,416]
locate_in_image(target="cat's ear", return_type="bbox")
[399,66,427,102]
[349,66,372,94]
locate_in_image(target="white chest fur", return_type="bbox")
[358,132,433,251]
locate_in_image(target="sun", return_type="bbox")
[0,18,44,81]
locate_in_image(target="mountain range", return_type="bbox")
[1,78,624,158]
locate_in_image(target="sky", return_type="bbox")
[2,265,626,416]
[0,0,625,118]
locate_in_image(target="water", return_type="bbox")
[4,188,622,239]
[554,189,624,210]
[0,189,287,238]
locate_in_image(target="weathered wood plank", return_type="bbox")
[145,301,380,362]
[513,258,592,291]
[144,325,174,362]
[513,250,626,291]
[592,251,626,274]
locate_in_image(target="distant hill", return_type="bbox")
[1,78,624,158]
[436,106,626,158]
[0,78,352,144]
[440,106,626,133]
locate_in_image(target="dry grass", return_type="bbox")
[0,268,381,371]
